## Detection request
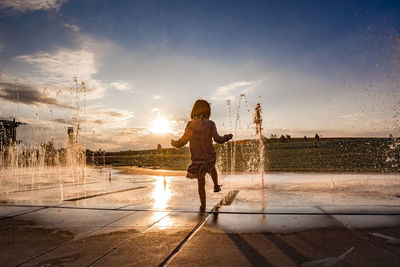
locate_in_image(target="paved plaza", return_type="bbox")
[1,167,400,266]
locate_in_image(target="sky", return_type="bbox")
[0,0,399,151]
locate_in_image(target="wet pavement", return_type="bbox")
[0,167,400,266]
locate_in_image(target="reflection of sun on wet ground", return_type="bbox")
[151,176,171,210]
[156,216,174,230]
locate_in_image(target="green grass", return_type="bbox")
[96,138,400,173]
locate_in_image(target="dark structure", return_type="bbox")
[0,119,26,150]
[67,127,74,146]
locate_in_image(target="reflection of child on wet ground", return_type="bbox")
[171,99,232,211]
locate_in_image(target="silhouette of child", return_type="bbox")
[171,99,232,212]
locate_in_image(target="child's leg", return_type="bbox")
[197,177,206,209]
[210,167,218,187]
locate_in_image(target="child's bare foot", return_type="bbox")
[214,184,222,192]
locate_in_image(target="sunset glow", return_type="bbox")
[0,1,399,151]
[150,117,172,134]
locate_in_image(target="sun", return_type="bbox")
[150,117,172,134]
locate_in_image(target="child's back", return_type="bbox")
[178,119,230,163]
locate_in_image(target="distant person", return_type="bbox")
[314,133,320,148]
[171,99,233,212]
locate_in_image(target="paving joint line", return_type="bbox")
[0,206,48,220]
[159,190,240,267]
[87,211,171,266]
[2,181,99,194]
[115,203,142,210]
[316,205,400,262]
[65,186,147,201]
[2,203,400,216]
[0,203,67,220]
[17,210,138,266]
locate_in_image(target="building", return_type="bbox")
[0,119,26,150]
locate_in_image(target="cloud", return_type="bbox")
[338,113,364,120]
[0,81,73,109]
[81,127,150,151]
[152,108,160,112]
[0,0,67,13]
[91,119,106,125]
[16,48,106,99]
[17,49,96,81]
[103,111,126,117]
[51,118,71,124]
[98,108,134,120]
[82,127,178,151]
[82,107,134,130]
[109,81,130,91]
[52,116,107,126]
[211,81,258,100]
[153,95,162,100]
[114,127,148,136]
[64,23,80,32]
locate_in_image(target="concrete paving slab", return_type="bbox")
[151,212,207,230]
[93,228,193,266]
[170,227,400,266]
[20,211,176,266]
[331,214,400,229]
[0,209,138,266]
[222,187,400,206]
[15,207,132,235]
[169,230,262,266]
[91,212,203,266]
[0,205,43,217]
[205,213,342,234]
[24,228,142,267]
[292,228,400,266]
[0,218,76,266]
[59,186,150,210]
[119,203,213,212]
[219,204,323,214]
[359,226,400,259]
[89,210,170,236]
[320,205,400,214]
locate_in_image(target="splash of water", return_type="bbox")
[253,103,264,187]
[229,93,248,174]
[226,99,235,174]
[0,77,87,194]
[232,94,244,173]
[226,99,233,174]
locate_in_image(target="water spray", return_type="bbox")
[253,103,264,187]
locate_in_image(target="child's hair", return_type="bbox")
[191,99,211,119]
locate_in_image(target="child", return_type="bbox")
[171,99,233,211]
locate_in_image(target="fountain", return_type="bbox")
[0,74,399,209]
[0,77,88,200]
[253,103,265,187]
[231,93,247,174]
[225,99,232,174]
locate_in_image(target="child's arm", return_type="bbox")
[171,122,191,148]
[211,121,233,144]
